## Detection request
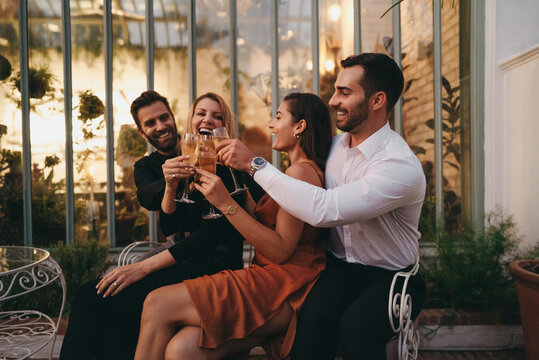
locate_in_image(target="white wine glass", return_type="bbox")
[212,127,246,195]
[175,133,199,203]
[198,135,222,219]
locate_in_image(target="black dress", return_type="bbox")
[59,157,257,360]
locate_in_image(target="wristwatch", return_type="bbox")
[249,156,267,177]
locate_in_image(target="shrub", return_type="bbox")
[52,240,108,313]
[421,211,521,313]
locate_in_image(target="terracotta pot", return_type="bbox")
[509,260,539,360]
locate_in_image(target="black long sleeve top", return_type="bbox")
[134,152,265,270]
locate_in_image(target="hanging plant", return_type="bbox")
[11,65,55,99]
[117,124,147,158]
[77,90,105,140]
[0,54,12,81]
[78,90,105,121]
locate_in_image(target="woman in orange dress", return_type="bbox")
[134,92,332,360]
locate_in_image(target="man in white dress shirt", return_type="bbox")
[218,53,426,360]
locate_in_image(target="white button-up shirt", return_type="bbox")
[254,123,425,270]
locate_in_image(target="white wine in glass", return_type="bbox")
[175,133,199,203]
[198,139,222,219]
[212,127,246,195]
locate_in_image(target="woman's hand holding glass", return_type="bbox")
[194,168,233,218]
[175,133,199,203]
[197,134,222,219]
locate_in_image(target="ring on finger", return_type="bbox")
[112,281,118,287]
[172,174,176,178]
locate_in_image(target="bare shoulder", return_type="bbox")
[285,161,323,187]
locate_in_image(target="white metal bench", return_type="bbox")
[117,241,166,266]
[117,242,420,360]
[386,258,420,360]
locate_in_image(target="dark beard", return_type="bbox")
[147,133,179,155]
[336,98,369,132]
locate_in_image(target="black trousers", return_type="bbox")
[290,252,426,360]
[59,254,234,360]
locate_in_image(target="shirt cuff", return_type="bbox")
[253,162,281,188]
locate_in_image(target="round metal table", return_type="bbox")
[0,246,66,360]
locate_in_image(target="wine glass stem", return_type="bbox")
[182,178,190,199]
[228,167,241,190]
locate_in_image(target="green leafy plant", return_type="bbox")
[411,76,462,234]
[52,240,108,313]
[0,126,84,246]
[10,65,56,100]
[0,126,23,245]
[117,124,147,158]
[77,90,105,140]
[421,211,521,314]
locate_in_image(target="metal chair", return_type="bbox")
[386,258,421,360]
[117,241,165,266]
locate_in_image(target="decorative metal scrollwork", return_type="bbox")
[388,259,420,360]
[1,246,66,360]
[117,241,163,266]
[1,260,62,302]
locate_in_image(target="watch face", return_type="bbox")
[254,157,266,166]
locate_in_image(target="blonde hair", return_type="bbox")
[186,93,236,138]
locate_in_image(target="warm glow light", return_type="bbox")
[88,165,96,177]
[46,23,60,32]
[306,61,313,71]
[329,5,341,21]
[325,60,335,72]
[237,38,245,46]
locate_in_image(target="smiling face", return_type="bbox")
[328,65,370,133]
[189,98,224,135]
[137,100,178,154]
[269,101,299,152]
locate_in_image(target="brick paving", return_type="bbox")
[245,348,527,360]
[417,350,526,359]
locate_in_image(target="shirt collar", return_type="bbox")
[354,122,392,160]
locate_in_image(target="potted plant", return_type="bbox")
[0,54,12,81]
[10,65,56,99]
[510,258,539,360]
[77,90,105,140]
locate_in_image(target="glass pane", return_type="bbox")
[278,0,311,99]
[0,1,24,246]
[71,0,108,246]
[28,0,66,247]
[196,0,231,102]
[319,0,356,131]
[441,0,470,231]
[112,0,149,245]
[360,0,393,54]
[399,0,436,239]
[154,0,189,133]
[237,0,272,160]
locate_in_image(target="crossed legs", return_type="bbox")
[135,282,293,360]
